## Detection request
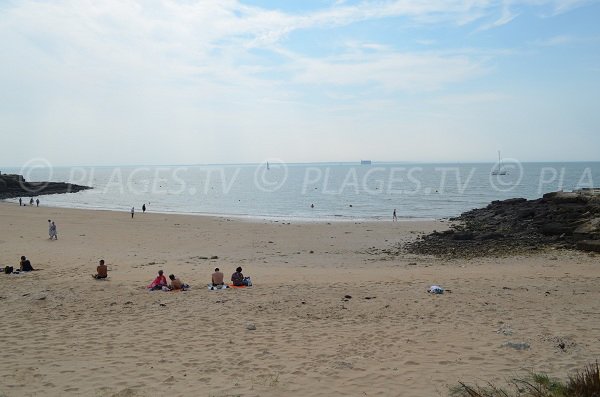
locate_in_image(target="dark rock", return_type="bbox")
[573,218,600,239]
[452,232,474,241]
[543,191,586,204]
[576,240,600,253]
[541,223,573,236]
[405,189,600,258]
[0,174,91,199]
[504,198,527,205]
[477,232,504,240]
[517,209,536,219]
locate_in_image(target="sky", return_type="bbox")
[1,0,599,167]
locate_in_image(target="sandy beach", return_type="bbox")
[0,202,599,397]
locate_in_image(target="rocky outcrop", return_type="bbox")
[576,240,600,253]
[0,173,91,199]
[406,190,600,258]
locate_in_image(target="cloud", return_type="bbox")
[476,1,520,31]
[547,0,597,16]
[0,0,597,166]
[288,49,489,92]
[415,39,437,46]
[431,92,510,105]
[530,35,575,46]
[0,0,494,101]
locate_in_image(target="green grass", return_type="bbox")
[450,362,599,397]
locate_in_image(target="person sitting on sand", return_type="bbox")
[93,259,108,279]
[231,266,251,286]
[168,274,189,291]
[212,267,224,286]
[20,256,34,272]
[147,270,167,290]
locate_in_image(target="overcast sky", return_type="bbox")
[1,0,599,167]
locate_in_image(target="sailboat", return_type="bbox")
[491,151,507,175]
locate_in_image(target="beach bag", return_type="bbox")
[428,285,444,294]
[4,266,13,274]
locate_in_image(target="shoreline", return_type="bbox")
[0,199,440,224]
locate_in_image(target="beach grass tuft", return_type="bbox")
[566,361,600,396]
[450,362,599,397]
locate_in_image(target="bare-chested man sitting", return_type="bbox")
[93,259,108,279]
[211,267,224,286]
[168,274,189,291]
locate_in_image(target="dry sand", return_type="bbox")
[0,202,599,397]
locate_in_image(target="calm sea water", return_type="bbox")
[3,162,599,221]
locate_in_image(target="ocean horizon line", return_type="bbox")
[2,159,600,170]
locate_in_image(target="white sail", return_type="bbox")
[491,150,507,175]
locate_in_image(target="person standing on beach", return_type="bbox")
[48,219,52,239]
[131,207,135,219]
[36,198,39,207]
[142,203,146,213]
[29,197,34,206]
[50,221,58,240]
[393,209,397,222]
[19,198,22,206]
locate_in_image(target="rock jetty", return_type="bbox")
[406,189,600,258]
[0,173,91,200]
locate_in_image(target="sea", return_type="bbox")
[2,161,599,221]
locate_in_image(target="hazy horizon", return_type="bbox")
[1,1,599,167]
[3,159,600,171]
